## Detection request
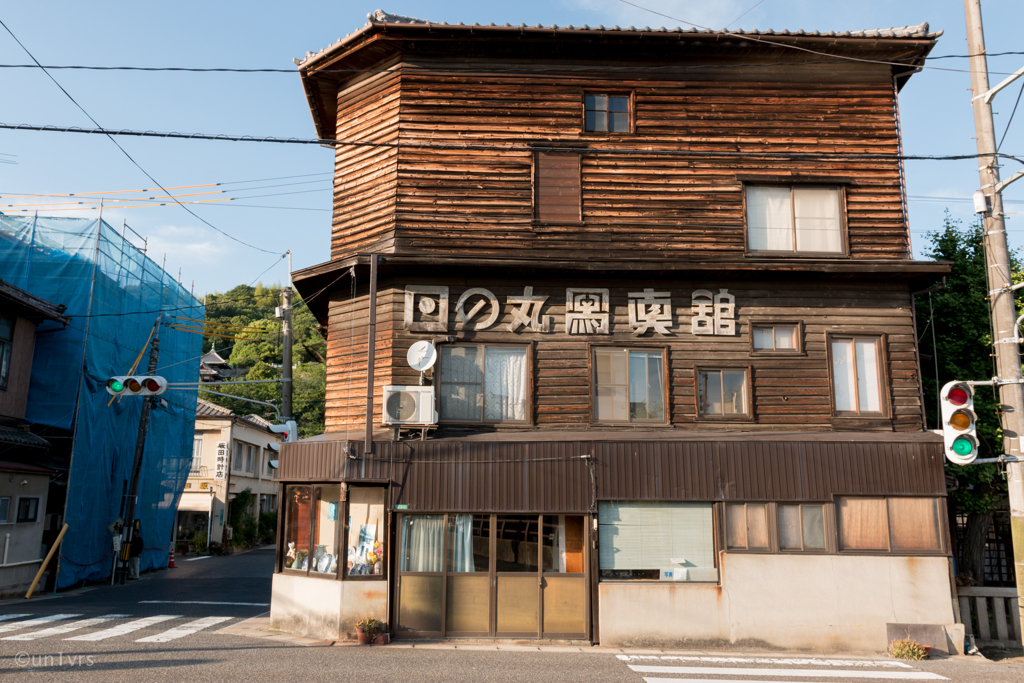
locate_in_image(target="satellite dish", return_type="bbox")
[407,340,437,372]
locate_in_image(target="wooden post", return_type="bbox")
[25,523,69,599]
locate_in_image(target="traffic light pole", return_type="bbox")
[119,315,161,582]
[964,0,1024,643]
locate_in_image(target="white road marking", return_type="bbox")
[629,666,946,680]
[138,600,269,606]
[136,616,233,643]
[0,614,79,634]
[0,614,30,622]
[618,655,913,668]
[184,556,212,561]
[2,615,129,641]
[65,615,179,641]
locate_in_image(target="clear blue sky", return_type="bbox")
[1,1,1021,295]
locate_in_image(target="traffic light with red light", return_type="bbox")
[105,376,167,396]
[940,381,978,465]
[268,420,297,451]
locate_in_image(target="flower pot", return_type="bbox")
[355,627,372,645]
[922,645,932,659]
[374,633,389,645]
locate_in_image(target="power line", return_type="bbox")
[997,82,1024,153]
[0,122,1016,164]
[0,176,331,200]
[0,18,279,255]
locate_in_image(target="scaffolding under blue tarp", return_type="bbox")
[0,215,203,588]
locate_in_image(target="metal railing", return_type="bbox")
[958,587,1022,645]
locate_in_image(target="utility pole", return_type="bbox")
[280,250,293,422]
[119,315,161,582]
[964,0,1024,644]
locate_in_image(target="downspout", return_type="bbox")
[365,255,379,456]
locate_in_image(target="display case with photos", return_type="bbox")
[346,486,386,578]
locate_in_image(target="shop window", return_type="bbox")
[597,501,717,582]
[830,336,885,416]
[837,497,942,553]
[593,348,666,423]
[309,486,341,575]
[0,316,12,389]
[439,345,529,423]
[746,185,844,254]
[697,368,750,418]
[584,93,631,133]
[400,514,445,572]
[725,503,770,550]
[16,497,39,523]
[346,486,386,578]
[778,504,826,551]
[752,323,800,353]
[283,485,312,571]
[0,497,9,523]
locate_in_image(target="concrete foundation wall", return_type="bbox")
[599,553,955,652]
[271,573,388,641]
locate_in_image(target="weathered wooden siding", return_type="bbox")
[345,60,910,261]
[330,66,401,260]
[0,317,35,420]
[323,277,923,434]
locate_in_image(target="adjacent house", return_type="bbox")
[270,12,955,652]
[0,279,67,596]
[178,399,282,549]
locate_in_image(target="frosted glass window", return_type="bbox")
[594,349,664,422]
[440,345,527,422]
[747,186,843,254]
[698,369,748,417]
[752,324,798,352]
[598,502,715,581]
[726,503,769,550]
[779,504,826,551]
[831,337,883,415]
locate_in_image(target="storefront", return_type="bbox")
[270,434,958,651]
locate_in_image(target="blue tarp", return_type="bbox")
[0,215,203,587]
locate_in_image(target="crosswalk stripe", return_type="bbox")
[629,666,946,680]
[2,615,129,641]
[0,614,30,622]
[0,614,80,634]
[64,615,180,641]
[135,616,233,643]
[641,680,937,683]
[619,655,913,668]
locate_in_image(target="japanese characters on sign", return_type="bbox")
[402,285,738,336]
[214,441,228,481]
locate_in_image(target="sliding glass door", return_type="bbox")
[395,513,589,639]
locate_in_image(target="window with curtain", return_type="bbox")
[439,345,528,423]
[0,316,13,389]
[246,445,255,472]
[593,348,666,422]
[400,515,445,572]
[233,442,243,470]
[831,336,884,415]
[697,369,749,418]
[190,437,203,475]
[598,502,716,581]
[448,514,490,572]
[837,497,942,553]
[746,186,843,254]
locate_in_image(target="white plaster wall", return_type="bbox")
[599,553,955,652]
[271,573,388,641]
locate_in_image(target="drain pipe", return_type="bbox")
[365,254,379,456]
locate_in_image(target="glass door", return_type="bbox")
[446,514,491,636]
[494,515,541,637]
[541,515,587,638]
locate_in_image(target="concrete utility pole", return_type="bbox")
[964,0,1024,643]
[280,250,294,422]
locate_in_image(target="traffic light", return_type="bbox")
[269,420,298,448]
[105,375,167,396]
[940,381,978,464]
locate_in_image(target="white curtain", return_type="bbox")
[483,348,527,421]
[794,188,842,252]
[449,514,475,572]
[831,340,856,411]
[746,186,792,251]
[855,340,881,412]
[400,515,444,572]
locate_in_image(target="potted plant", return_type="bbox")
[355,617,381,645]
[888,638,928,660]
[374,622,389,645]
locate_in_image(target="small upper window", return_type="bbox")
[746,186,843,254]
[697,369,750,418]
[831,336,884,416]
[585,94,630,132]
[0,316,14,390]
[752,324,799,353]
[593,348,666,422]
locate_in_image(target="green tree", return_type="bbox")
[915,212,1022,585]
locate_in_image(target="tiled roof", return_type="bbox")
[0,278,69,325]
[196,398,234,418]
[0,424,51,450]
[296,9,940,66]
[242,414,272,429]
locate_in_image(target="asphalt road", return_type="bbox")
[0,547,1019,682]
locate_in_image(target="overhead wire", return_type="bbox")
[0,18,279,255]
[997,82,1024,153]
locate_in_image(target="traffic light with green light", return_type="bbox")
[940,381,978,465]
[105,376,167,397]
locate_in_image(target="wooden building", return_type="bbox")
[271,11,958,652]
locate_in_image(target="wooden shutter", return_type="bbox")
[534,152,581,222]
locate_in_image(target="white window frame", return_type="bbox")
[190,437,203,476]
[246,444,255,473]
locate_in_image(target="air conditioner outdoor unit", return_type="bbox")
[382,386,437,425]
